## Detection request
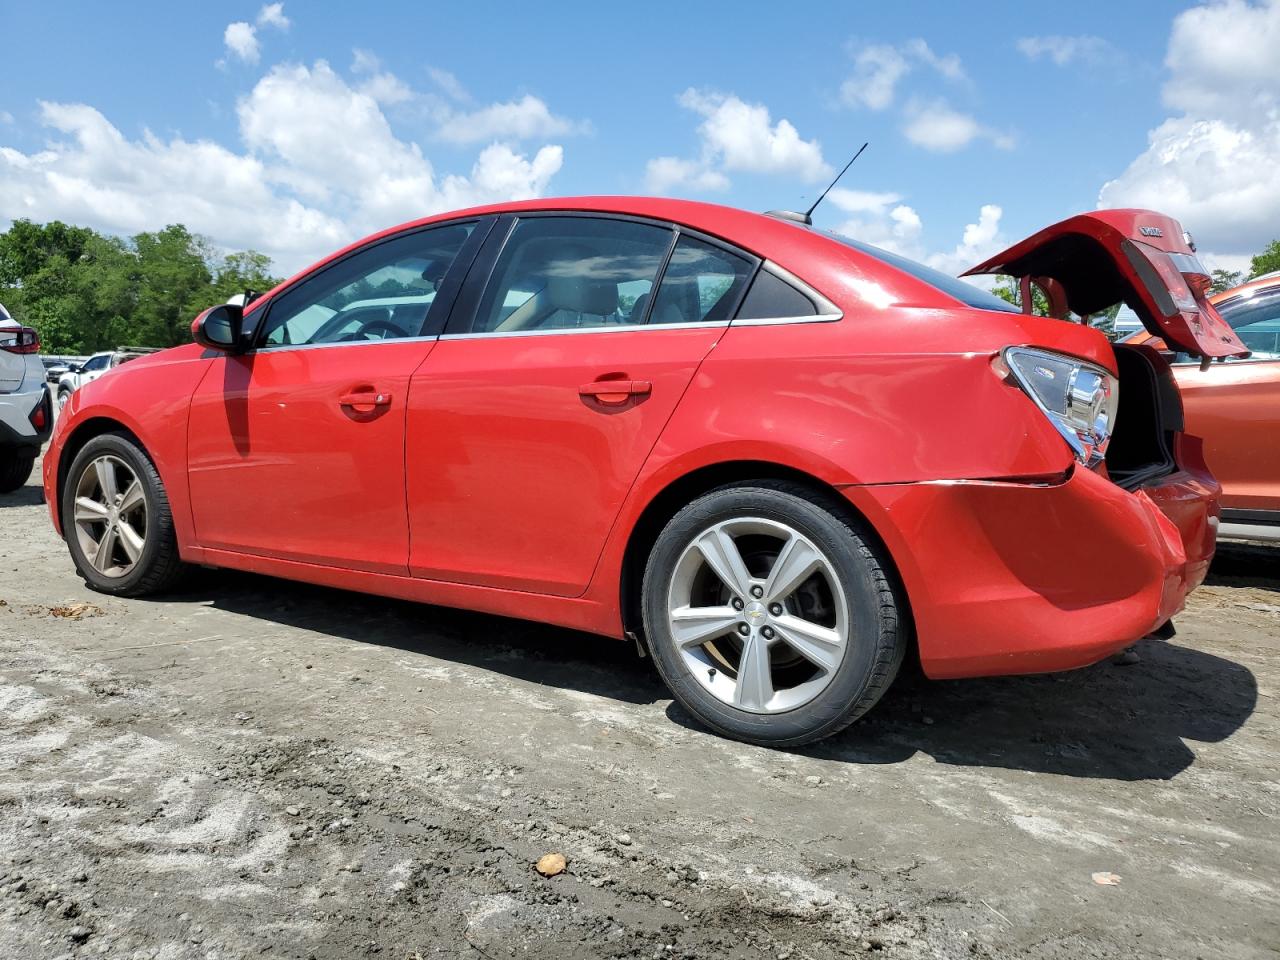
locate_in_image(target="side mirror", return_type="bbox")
[192,303,244,353]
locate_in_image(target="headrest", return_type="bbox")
[546,274,618,316]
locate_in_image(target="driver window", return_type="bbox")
[257,223,475,347]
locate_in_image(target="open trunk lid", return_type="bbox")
[963,209,1248,359]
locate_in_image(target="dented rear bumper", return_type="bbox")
[842,456,1219,680]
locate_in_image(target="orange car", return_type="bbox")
[1124,272,1280,541]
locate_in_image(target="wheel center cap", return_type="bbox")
[745,601,767,622]
[109,506,119,521]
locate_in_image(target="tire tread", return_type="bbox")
[642,479,906,747]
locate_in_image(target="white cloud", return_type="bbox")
[220,5,289,67]
[350,49,412,104]
[1016,35,1113,66]
[257,3,290,29]
[827,188,923,255]
[925,204,1006,276]
[826,187,1006,280]
[1099,0,1280,261]
[680,90,828,179]
[901,99,1013,153]
[428,67,471,103]
[436,94,581,145]
[647,89,828,194]
[840,45,910,111]
[0,112,12,125]
[0,60,567,273]
[840,38,964,111]
[223,22,259,63]
[644,156,730,194]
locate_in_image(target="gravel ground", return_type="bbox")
[1,459,1277,959]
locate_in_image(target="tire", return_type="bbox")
[0,448,36,494]
[57,389,72,412]
[641,481,905,747]
[61,432,188,596]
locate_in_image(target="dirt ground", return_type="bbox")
[1,460,1277,960]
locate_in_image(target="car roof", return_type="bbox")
[1211,274,1280,305]
[246,196,982,319]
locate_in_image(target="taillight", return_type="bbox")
[30,399,47,431]
[0,326,40,354]
[999,347,1120,468]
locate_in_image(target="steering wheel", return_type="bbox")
[355,317,408,340]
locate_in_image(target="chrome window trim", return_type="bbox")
[245,334,440,355]
[437,319,730,341]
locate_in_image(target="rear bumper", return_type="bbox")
[843,461,1218,680]
[0,385,52,450]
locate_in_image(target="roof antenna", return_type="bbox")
[766,142,869,226]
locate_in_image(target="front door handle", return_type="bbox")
[339,390,393,408]
[578,379,652,406]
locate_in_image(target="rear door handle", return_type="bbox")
[578,380,652,405]
[339,390,393,408]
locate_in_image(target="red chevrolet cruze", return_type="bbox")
[43,198,1247,745]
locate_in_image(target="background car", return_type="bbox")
[55,347,158,410]
[1121,272,1280,541]
[42,355,89,384]
[0,303,53,492]
[43,199,1242,746]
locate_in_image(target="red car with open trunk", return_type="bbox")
[43,198,1246,745]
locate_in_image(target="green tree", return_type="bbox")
[213,249,281,301]
[1210,268,1244,293]
[0,218,282,352]
[1250,239,1280,279]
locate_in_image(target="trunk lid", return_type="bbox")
[963,209,1248,359]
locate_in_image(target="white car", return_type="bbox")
[55,347,157,410]
[0,303,53,493]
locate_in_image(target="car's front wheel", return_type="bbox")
[62,433,188,596]
[57,388,72,412]
[642,481,906,747]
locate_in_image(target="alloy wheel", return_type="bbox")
[666,517,850,714]
[72,455,147,578]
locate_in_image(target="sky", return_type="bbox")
[2,0,1278,279]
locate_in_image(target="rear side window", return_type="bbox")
[736,268,818,320]
[468,216,674,334]
[826,232,1020,314]
[648,236,752,325]
[1214,287,1280,359]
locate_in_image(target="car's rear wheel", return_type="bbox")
[0,448,36,494]
[62,433,188,596]
[641,481,905,747]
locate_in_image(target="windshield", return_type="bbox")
[824,232,1020,314]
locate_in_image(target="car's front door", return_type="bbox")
[187,220,485,574]
[405,214,756,596]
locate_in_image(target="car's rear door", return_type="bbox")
[186,219,488,574]
[965,210,1249,359]
[404,213,756,597]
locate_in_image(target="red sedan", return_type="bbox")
[43,199,1246,745]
